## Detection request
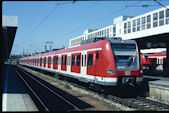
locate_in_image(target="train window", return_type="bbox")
[96,51,99,61]
[48,57,51,64]
[72,55,75,66]
[51,57,53,64]
[44,57,46,64]
[53,56,56,65]
[42,58,43,64]
[88,54,93,67]
[77,55,80,66]
[56,56,58,65]
[84,55,86,66]
[82,55,83,66]
[61,56,64,65]
[64,56,67,65]
[40,58,42,66]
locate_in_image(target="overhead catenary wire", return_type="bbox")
[21,1,76,53]
[154,0,169,10]
[19,4,42,43]
[24,1,76,42]
[58,1,141,38]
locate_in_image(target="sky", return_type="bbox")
[2,0,169,55]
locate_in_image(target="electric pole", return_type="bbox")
[45,41,53,52]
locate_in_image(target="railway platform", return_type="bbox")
[143,75,169,104]
[2,64,38,111]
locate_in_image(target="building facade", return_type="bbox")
[69,6,169,53]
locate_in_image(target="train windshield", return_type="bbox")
[111,43,139,70]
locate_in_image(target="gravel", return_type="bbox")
[17,65,135,111]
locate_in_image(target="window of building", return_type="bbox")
[132,20,136,32]
[103,30,105,35]
[159,10,164,26]
[77,55,80,66]
[113,26,116,36]
[107,28,109,34]
[101,30,103,35]
[147,15,151,29]
[124,23,127,34]
[88,54,93,67]
[137,18,140,31]
[72,55,75,66]
[128,21,131,33]
[166,9,169,24]
[142,17,146,30]
[95,33,97,37]
[153,13,158,27]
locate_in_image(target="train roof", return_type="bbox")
[81,37,136,45]
[20,38,136,60]
[148,53,166,57]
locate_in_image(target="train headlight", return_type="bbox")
[140,69,143,74]
[107,70,115,75]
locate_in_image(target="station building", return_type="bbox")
[69,6,169,54]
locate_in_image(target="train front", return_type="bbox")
[107,39,143,86]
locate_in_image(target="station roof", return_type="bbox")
[2,16,18,59]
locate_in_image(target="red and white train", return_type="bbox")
[141,52,166,73]
[19,38,143,87]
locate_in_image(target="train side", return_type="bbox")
[141,53,166,73]
[19,39,143,86]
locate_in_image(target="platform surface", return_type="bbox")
[2,64,38,111]
[143,75,169,87]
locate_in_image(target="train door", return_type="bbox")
[44,57,46,67]
[53,55,58,70]
[71,53,81,73]
[61,54,67,71]
[81,51,87,76]
[48,56,51,68]
[158,57,163,65]
[87,51,96,76]
[40,57,42,67]
[157,57,163,70]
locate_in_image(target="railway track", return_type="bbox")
[106,95,169,111]
[13,66,90,111]
[52,73,169,111]
[15,65,169,111]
